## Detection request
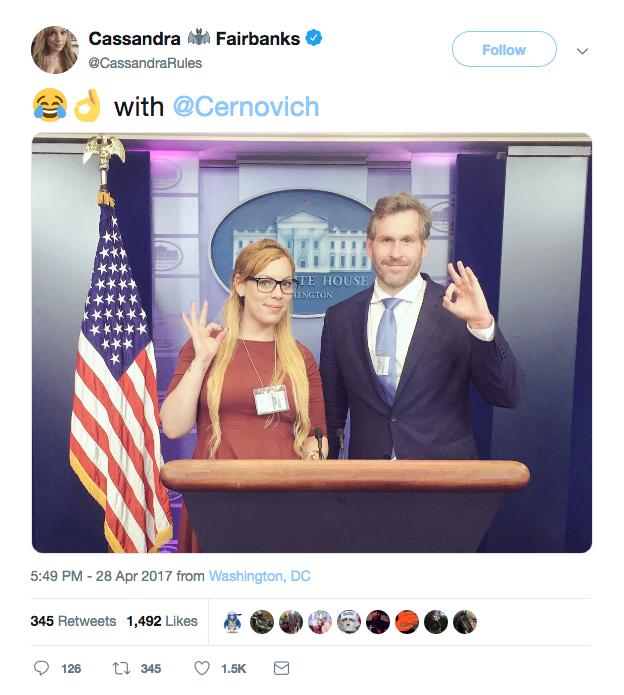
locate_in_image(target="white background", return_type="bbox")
[11,0,619,692]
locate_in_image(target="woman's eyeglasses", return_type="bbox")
[245,276,300,294]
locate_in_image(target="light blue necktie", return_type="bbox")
[375,297,402,404]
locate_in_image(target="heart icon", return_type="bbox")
[194,661,210,675]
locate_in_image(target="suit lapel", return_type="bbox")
[351,286,388,404]
[394,275,445,403]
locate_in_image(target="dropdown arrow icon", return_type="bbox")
[577,48,588,54]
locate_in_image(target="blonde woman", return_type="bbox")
[161,239,328,552]
[32,26,77,74]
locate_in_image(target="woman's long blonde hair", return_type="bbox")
[206,239,310,458]
[32,27,77,72]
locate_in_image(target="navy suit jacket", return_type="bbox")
[319,274,525,460]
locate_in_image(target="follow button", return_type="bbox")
[452,31,556,67]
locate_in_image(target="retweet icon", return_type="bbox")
[188,28,210,44]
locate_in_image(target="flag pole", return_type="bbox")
[84,135,126,553]
[72,135,174,553]
[83,134,126,206]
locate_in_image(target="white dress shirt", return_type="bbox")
[367,274,496,388]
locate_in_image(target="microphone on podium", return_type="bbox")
[314,427,324,460]
[336,428,345,460]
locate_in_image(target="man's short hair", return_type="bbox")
[366,193,432,243]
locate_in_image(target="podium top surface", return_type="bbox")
[160,459,529,493]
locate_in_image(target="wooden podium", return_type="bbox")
[160,459,529,553]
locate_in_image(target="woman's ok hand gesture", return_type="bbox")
[181,300,228,367]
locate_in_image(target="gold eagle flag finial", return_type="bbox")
[83,134,126,207]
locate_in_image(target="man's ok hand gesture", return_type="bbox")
[442,261,493,330]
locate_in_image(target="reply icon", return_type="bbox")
[34,661,49,676]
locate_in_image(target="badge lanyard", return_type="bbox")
[242,340,289,416]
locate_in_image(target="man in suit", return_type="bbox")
[320,192,525,460]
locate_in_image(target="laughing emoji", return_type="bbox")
[33,88,67,121]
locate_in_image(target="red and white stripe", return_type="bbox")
[70,333,172,553]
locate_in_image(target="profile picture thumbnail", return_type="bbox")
[453,610,478,634]
[279,610,303,634]
[32,26,78,74]
[337,610,361,634]
[366,610,390,634]
[395,610,419,634]
[424,610,448,634]
[223,610,242,633]
[308,609,332,634]
[250,610,274,634]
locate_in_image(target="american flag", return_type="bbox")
[69,200,172,553]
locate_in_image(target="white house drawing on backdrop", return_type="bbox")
[232,210,371,272]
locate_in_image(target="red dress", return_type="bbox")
[165,339,327,552]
